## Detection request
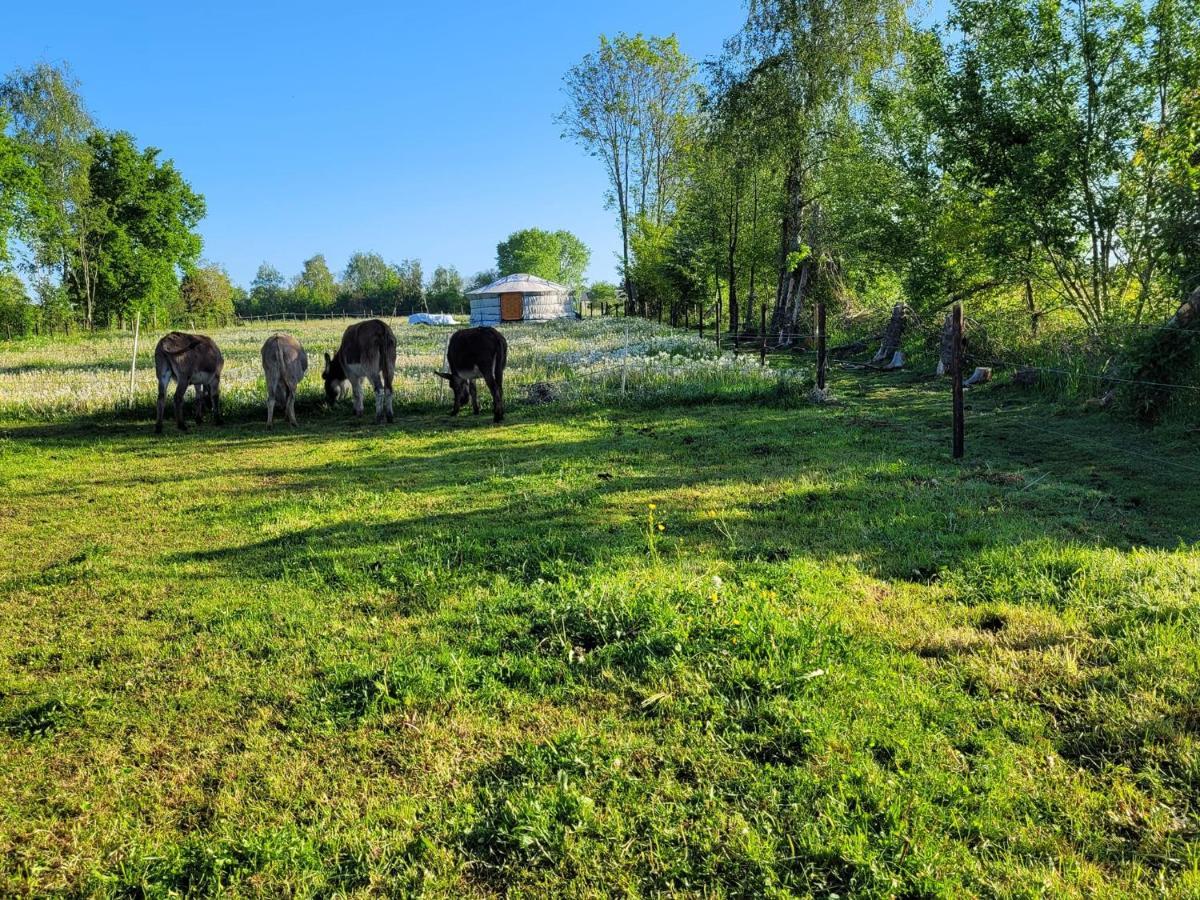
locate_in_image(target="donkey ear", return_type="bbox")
[433,371,451,380]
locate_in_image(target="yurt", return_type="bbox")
[468,274,576,325]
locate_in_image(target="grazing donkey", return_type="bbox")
[322,318,396,423]
[435,326,508,423]
[261,333,308,427]
[154,332,224,433]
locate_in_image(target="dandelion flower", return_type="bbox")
[657,524,665,532]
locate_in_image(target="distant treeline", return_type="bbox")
[236,254,481,319]
[237,228,599,319]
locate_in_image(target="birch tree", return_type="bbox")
[559,34,697,314]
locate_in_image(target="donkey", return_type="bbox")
[154,332,224,433]
[323,318,396,423]
[435,326,507,423]
[261,333,308,427]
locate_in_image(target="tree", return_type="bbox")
[497,228,560,280]
[586,279,621,315]
[560,34,697,311]
[177,262,234,326]
[292,253,337,311]
[427,264,465,311]
[554,230,591,292]
[932,0,1198,330]
[496,228,591,290]
[0,107,30,266]
[0,63,95,321]
[250,263,286,314]
[722,0,908,338]
[342,251,399,309]
[0,270,33,337]
[394,258,424,311]
[468,269,499,291]
[77,130,205,326]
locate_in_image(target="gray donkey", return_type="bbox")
[154,332,224,433]
[261,333,308,426]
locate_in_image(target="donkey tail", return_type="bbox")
[274,336,294,402]
[380,329,396,387]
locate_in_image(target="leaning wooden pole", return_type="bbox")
[760,304,767,367]
[952,302,964,459]
[816,300,827,391]
[127,311,141,410]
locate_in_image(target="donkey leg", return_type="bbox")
[212,379,223,425]
[193,385,206,424]
[174,383,190,432]
[470,381,480,414]
[286,388,299,426]
[352,379,364,417]
[369,374,385,424]
[155,375,169,434]
[483,373,503,424]
[384,375,394,423]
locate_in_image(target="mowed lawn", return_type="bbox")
[0,329,1198,896]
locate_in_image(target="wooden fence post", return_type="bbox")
[127,311,141,409]
[715,294,721,349]
[760,304,767,367]
[952,302,964,459]
[817,299,827,391]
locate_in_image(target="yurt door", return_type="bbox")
[500,292,524,321]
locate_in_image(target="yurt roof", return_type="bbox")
[468,273,571,296]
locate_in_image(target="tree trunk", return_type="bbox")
[771,163,807,339]
[874,303,909,367]
[1025,277,1038,337]
[935,310,955,375]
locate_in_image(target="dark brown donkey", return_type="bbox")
[322,319,396,423]
[435,326,507,423]
[154,332,224,433]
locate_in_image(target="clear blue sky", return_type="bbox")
[2,1,949,289]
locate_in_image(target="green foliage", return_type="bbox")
[291,253,337,311]
[341,251,400,310]
[425,264,464,312]
[80,130,205,326]
[0,63,93,289]
[586,280,618,308]
[393,258,424,310]
[467,268,499,292]
[0,108,30,266]
[175,262,234,326]
[0,270,32,336]
[246,262,286,315]
[496,228,591,291]
[560,34,698,296]
[1,63,206,333]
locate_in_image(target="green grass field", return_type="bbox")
[1,319,1197,897]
